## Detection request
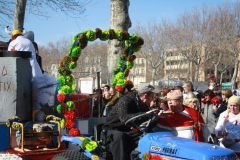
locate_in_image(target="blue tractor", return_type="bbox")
[52,113,238,160]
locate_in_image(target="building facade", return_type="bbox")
[128,57,147,87]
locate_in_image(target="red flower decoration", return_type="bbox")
[128,55,136,62]
[115,85,124,93]
[211,97,221,105]
[109,29,116,40]
[202,98,207,104]
[152,154,163,160]
[209,74,216,79]
[64,110,76,120]
[63,56,71,65]
[69,128,80,136]
[71,56,79,62]
[124,69,130,77]
[136,37,144,46]
[57,93,66,102]
[95,28,102,38]
[61,67,72,75]
[60,61,63,67]
[127,80,133,85]
[122,31,130,40]
[78,34,87,43]
[142,152,152,160]
[121,52,127,58]
[65,119,75,129]
[80,43,87,49]
[125,91,130,95]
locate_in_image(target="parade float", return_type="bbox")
[0,28,239,160]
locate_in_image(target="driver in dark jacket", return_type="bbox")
[102,83,160,160]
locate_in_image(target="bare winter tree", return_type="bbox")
[0,1,15,38]
[204,3,235,84]
[168,5,215,82]
[132,20,170,84]
[107,0,131,84]
[39,39,108,84]
[1,0,91,32]
[39,37,71,73]
[216,2,240,90]
[218,55,233,84]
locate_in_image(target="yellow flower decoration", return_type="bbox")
[86,141,98,152]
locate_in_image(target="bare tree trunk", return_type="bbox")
[186,62,191,81]
[231,58,239,90]
[13,0,27,30]
[194,64,200,82]
[152,68,156,86]
[220,71,226,84]
[107,0,131,84]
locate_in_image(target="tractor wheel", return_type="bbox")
[52,151,90,160]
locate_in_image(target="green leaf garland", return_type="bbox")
[57,28,144,129]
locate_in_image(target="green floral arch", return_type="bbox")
[56,28,144,129]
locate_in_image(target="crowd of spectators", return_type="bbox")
[91,75,240,159]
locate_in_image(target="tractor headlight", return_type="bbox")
[211,153,237,160]
[211,156,227,160]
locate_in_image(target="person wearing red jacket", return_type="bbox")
[157,90,205,142]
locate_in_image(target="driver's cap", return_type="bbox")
[137,83,159,94]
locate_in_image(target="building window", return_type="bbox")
[179,60,182,65]
[136,69,139,74]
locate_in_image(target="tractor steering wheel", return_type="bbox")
[125,113,159,133]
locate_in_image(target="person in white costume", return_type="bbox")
[8,29,43,77]
[7,29,57,122]
[215,96,240,155]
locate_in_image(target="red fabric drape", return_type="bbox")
[159,105,205,142]
[69,94,91,118]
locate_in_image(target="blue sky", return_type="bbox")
[2,0,231,45]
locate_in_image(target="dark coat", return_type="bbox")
[213,100,228,118]
[102,92,149,132]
